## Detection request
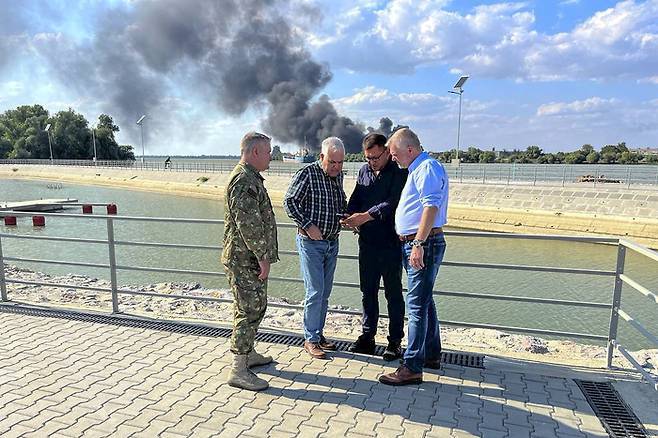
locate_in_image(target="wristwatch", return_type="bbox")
[410,239,425,248]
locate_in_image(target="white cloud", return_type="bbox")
[332,85,451,107]
[311,0,658,82]
[536,97,619,116]
[331,86,658,151]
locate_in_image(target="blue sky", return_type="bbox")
[1,0,657,155]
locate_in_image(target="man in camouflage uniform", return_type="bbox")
[221,131,279,391]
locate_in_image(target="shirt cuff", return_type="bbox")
[367,206,381,219]
[420,197,441,208]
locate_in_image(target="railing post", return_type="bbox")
[0,233,8,302]
[606,243,626,368]
[106,217,120,313]
[627,167,632,189]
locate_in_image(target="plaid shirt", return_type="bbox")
[283,161,347,240]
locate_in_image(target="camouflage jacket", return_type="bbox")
[221,163,279,268]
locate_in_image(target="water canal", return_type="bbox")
[1,178,657,350]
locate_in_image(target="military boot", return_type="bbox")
[247,349,273,368]
[227,354,269,391]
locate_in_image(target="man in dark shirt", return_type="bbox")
[341,133,408,361]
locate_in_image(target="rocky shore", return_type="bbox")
[3,264,656,373]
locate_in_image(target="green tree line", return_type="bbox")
[428,143,658,165]
[281,144,658,165]
[0,105,135,160]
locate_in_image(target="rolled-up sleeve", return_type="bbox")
[416,163,446,208]
[283,170,313,229]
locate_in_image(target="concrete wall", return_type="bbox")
[3,165,658,248]
[448,183,658,248]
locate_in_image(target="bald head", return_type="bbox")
[388,128,421,150]
[387,128,423,168]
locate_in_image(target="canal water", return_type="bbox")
[1,178,657,350]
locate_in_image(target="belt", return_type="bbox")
[298,228,339,241]
[399,227,443,242]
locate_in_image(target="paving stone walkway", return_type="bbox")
[0,312,611,437]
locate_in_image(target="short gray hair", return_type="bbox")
[321,137,345,155]
[240,131,271,154]
[387,128,421,150]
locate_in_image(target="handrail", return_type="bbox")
[3,256,110,269]
[605,239,658,389]
[2,231,615,277]
[619,274,658,304]
[4,160,658,187]
[618,309,658,348]
[1,209,657,388]
[614,342,658,391]
[0,278,608,342]
[620,239,658,263]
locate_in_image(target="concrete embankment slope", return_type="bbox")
[3,164,658,248]
[449,183,658,248]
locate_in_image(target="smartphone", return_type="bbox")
[336,213,349,218]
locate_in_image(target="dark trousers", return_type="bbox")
[358,243,405,342]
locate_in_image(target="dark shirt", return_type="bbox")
[347,157,408,247]
[283,161,347,240]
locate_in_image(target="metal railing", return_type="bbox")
[3,159,658,187]
[0,211,657,388]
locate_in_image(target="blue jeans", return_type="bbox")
[402,233,447,373]
[296,234,339,343]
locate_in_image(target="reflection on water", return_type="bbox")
[2,178,657,349]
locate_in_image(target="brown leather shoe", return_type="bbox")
[378,365,422,386]
[304,341,327,359]
[319,336,337,351]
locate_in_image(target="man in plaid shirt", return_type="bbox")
[284,137,347,359]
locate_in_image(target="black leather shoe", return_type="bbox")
[382,340,402,361]
[319,335,337,351]
[349,335,375,354]
[424,358,441,369]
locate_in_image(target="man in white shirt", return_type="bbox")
[378,128,449,386]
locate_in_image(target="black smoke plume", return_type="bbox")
[4,0,366,153]
[367,117,393,137]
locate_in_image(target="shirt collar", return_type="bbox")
[315,160,338,179]
[408,151,429,173]
[240,162,264,181]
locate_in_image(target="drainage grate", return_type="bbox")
[0,304,484,368]
[441,351,485,368]
[575,380,648,438]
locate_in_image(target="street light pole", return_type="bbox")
[136,115,146,166]
[448,75,469,166]
[91,125,97,166]
[44,123,53,164]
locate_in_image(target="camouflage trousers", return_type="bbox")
[224,265,268,355]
